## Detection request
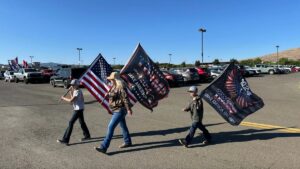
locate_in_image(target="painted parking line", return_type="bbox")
[241,121,300,133]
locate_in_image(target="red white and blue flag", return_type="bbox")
[120,44,169,111]
[79,54,137,114]
[8,57,20,71]
[200,62,264,125]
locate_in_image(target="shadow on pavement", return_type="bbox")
[68,122,225,146]
[109,127,300,155]
[189,128,300,148]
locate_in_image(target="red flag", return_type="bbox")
[23,60,28,68]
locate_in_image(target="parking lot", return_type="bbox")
[0,73,300,169]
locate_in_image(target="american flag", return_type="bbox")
[79,54,136,114]
[8,57,20,71]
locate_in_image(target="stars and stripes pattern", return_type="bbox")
[79,54,136,114]
[8,57,20,71]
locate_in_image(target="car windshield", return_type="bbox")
[10,72,14,75]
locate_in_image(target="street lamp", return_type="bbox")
[199,28,206,64]
[76,48,82,66]
[276,45,279,66]
[113,57,116,65]
[29,56,34,65]
[168,53,172,68]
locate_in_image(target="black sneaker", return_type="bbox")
[119,143,132,149]
[80,137,91,142]
[178,139,188,148]
[94,147,107,154]
[57,139,69,146]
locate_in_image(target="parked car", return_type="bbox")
[161,70,184,87]
[207,67,224,78]
[170,68,199,82]
[41,69,54,82]
[4,70,15,82]
[268,65,286,74]
[195,67,212,82]
[244,66,261,76]
[50,67,87,88]
[14,68,43,84]
[0,70,5,80]
[254,64,279,75]
[290,66,299,72]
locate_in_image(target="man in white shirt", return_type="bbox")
[57,79,91,145]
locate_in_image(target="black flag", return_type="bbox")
[120,44,169,111]
[200,62,264,125]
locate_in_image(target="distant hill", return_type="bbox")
[256,47,300,62]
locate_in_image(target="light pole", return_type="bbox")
[168,53,172,68]
[113,57,116,65]
[76,48,82,66]
[276,45,279,66]
[29,56,34,66]
[199,28,206,64]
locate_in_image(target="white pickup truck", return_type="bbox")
[14,68,43,84]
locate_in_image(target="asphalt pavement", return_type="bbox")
[0,73,299,169]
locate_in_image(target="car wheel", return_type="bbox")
[269,70,274,75]
[63,80,69,89]
[24,78,29,84]
[50,80,56,87]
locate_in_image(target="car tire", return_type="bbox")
[50,80,56,87]
[269,70,274,75]
[63,80,69,89]
[24,78,29,84]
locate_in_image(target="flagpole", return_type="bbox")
[59,54,102,103]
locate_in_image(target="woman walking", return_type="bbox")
[95,72,133,154]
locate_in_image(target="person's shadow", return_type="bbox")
[108,127,300,155]
[68,123,300,156]
[68,122,224,146]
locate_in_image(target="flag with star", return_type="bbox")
[120,44,169,111]
[79,54,136,114]
[200,62,264,125]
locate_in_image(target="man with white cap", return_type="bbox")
[178,86,211,147]
[57,79,91,145]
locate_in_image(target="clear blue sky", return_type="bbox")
[1,0,300,65]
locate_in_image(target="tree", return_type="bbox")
[181,61,186,67]
[230,58,239,64]
[195,60,201,67]
[253,58,262,65]
[278,58,289,65]
[240,59,253,66]
[212,59,220,65]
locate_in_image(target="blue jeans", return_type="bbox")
[185,122,211,145]
[100,108,131,150]
[62,109,90,143]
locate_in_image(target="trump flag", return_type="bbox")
[120,44,169,111]
[200,62,264,125]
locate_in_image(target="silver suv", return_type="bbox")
[254,64,278,75]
